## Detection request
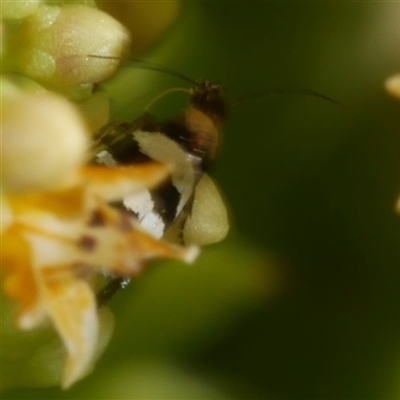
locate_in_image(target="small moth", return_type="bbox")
[90,61,234,302]
[91,78,230,248]
[90,56,340,302]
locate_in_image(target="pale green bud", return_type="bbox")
[13,4,130,87]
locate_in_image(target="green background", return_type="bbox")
[4,2,400,399]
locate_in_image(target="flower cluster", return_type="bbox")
[1,159,198,388]
[1,0,194,389]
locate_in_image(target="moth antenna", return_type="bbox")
[87,54,197,86]
[229,87,345,108]
[144,86,192,112]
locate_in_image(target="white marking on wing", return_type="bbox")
[140,212,165,239]
[95,150,117,166]
[123,190,154,220]
[132,130,195,215]
[123,190,165,238]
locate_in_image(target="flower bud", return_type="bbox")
[98,0,180,55]
[1,0,41,20]
[2,89,88,192]
[385,74,400,100]
[13,4,130,87]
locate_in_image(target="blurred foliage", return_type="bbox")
[3,2,400,399]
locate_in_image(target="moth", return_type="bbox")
[91,78,230,247]
[90,61,234,302]
[89,56,340,302]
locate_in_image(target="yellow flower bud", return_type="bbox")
[385,74,400,100]
[2,90,88,192]
[98,0,180,55]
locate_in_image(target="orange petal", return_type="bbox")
[1,227,39,319]
[6,186,85,220]
[40,265,98,388]
[78,163,171,202]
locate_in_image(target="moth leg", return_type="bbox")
[96,276,131,307]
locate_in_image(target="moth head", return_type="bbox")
[189,80,227,123]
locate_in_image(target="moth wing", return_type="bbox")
[90,113,158,159]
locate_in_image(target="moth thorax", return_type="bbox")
[183,106,222,168]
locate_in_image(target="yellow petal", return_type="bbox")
[39,265,98,388]
[127,229,200,265]
[7,186,85,219]
[1,227,40,322]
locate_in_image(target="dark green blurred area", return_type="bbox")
[4,2,400,399]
